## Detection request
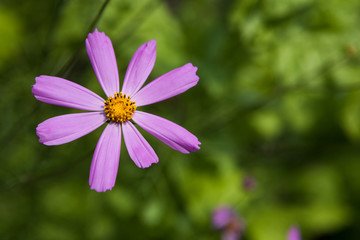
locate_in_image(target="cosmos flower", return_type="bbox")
[32,29,200,192]
[287,225,301,240]
[242,175,257,191]
[212,206,245,240]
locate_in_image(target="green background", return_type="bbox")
[1,0,360,239]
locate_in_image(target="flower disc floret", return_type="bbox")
[104,92,136,123]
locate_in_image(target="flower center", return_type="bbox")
[104,92,137,123]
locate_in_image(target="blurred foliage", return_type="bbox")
[1,0,360,239]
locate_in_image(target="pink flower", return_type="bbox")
[212,207,245,240]
[32,29,200,192]
[287,225,301,240]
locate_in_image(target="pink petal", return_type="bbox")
[122,121,158,168]
[36,112,106,145]
[89,123,121,192]
[32,75,104,111]
[131,63,199,106]
[86,29,119,97]
[132,111,201,154]
[287,226,301,240]
[121,40,156,97]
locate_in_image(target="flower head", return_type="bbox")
[32,29,200,192]
[242,175,257,191]
[212,206,245,240]
[287,225,301,240]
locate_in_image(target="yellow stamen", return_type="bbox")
[104,92,137,123]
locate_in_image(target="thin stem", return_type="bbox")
[57,0,111,77]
